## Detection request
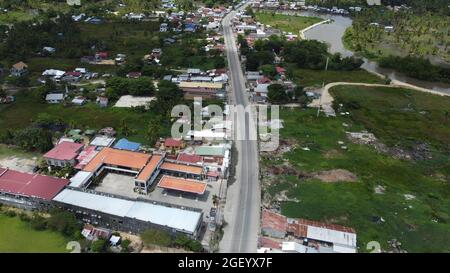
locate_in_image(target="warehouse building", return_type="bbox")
[53,188,203,237]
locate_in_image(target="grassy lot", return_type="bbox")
[255,12,323,34]
[0,144,39,159]
[264,86,450,252]
[0,214,69,253]
[290,68,385,87]
[0,91,168,144]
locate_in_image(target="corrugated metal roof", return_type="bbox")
[307,225,357,248]
[126,202,201,234]
[53,189,202,234]
[194,146,226,157]
[53,189,134,217]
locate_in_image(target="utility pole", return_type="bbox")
[317,57,329,118]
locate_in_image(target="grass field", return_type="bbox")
[0,144,39,159]
[264,86,450,252]
[255,12,322,34]
[0,91,168,144]
[0,214,69,253]
[290,68,385,87]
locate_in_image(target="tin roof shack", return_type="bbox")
[261,210,288,238]
[44,141,84,167]
[0,168,68,210]
[53,188,203,238]
[261,210,357,253]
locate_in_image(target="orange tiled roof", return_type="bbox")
[83,147,151,172]
[136,154,163,181]
[160,162,203,175]
[158,175,207,194]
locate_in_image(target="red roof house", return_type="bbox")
[44,141,84,167]
[164,138,184,150]
[275,66,286,74]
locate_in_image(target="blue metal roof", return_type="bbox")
[113,138,141,151]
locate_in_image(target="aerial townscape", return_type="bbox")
[0,0,449,257]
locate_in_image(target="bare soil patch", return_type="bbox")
[313,169,357,183]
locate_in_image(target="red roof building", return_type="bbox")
[275,66,286,74]
[164,138,184,150]
[177,153,203,165]
[44,141,84,167]
[0,167,68,201]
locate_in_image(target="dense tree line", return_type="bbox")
[0,14,84,61]
[267,84,311,106]
[379,55,450,83]
[0,127,54,153]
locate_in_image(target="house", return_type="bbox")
[255,83,270,97]
[113,138,141,152]
[43,46,56,54]
[275,66,286,75]
[10,61,28,77]
[160,23,168,32]
[45,93,65,104]
[44,141,84,167]
[95,52,108,61]
[179,82,224,100]
[62,71,82,83]
[71,96,86,106]
[184,23,197,32]
[126,72,142,78]
[164,138,184,151]
[96,96,108,108]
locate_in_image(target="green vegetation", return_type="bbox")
[140,228,203,252]
[265,86,450,252]
[378,55,450,84]
[0,144,39,159]
[288,67,384,87]
[0,213,69,253]
[254,12,322,34]
[344,9,450,65]
[0,91,167,144]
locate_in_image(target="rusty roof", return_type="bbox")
[261,209,288,233]
[157,175,207,194]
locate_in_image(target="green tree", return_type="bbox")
[267,84,290,104]
[91,239,107,253]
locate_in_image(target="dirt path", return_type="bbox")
[310,82,450,117]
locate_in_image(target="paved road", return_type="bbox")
[219,5,260,253]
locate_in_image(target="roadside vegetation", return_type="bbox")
[262,86,450,252]
[140,228,203,252]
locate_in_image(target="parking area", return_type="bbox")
[92,173,136,198]
[92,172,224,221]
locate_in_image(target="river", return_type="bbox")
[293,11,450,94]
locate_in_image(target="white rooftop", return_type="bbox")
[90,136,115,147]
[69,171,93,188]
[53,189,202,234]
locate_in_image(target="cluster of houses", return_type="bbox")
[258,210,357,253]
[165,68,229,100]
[0,111,232,238]
[252,0,364,15]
